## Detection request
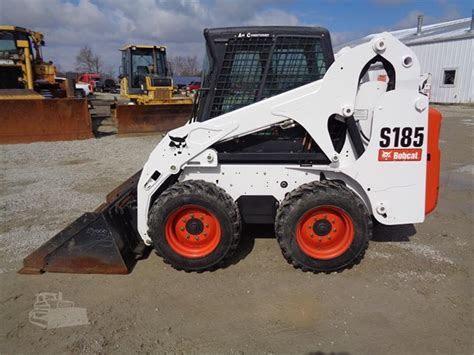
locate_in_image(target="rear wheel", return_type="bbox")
[148,180,241,271]
[275,181,372,273]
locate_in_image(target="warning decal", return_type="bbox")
[378,149,422,162]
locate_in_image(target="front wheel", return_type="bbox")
[148,180,241,272]
[275,181,372,273]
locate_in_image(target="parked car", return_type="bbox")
[95,79,117,93]
[186,81,201,92]
[75,82,92,96]
[77,73,101,91]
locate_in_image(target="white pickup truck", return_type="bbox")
[75,82,92,97]
[55,77,92,97]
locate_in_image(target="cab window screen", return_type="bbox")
[220,51,265,114]
[209,35,327,119]
[263,37,326,98]
[211,37,272,118]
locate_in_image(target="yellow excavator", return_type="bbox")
[0,25,92,143]
[113,45,193,134]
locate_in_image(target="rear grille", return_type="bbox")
[152,88,171,100]
[210,36,327,119]
[0,66,24,89]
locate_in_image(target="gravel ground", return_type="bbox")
[0,134,161,271]
[0,104,472,354]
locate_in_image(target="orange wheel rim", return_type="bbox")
[165,205,221,258]
[296,206,354,260]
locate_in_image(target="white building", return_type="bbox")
[339,15,473,104]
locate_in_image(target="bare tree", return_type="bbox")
[75,46,103,73]
[168,55,200,76]
[101,65,116,80]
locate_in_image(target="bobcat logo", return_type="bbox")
[378,148,422,162]
[381,150,392,160]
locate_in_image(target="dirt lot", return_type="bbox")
[0,105,472,354]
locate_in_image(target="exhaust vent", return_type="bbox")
[416,15,423,35]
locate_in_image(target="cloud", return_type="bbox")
[0,0,302,72]
[393,6,461,29]
[330,31,363,46]
[246,9,300,26]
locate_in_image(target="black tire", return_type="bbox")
[275,180,372,273]
[148,180,241,272]
[75,89,86,98]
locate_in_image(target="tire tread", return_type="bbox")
[275,180,372,273]
[149,180,241,272]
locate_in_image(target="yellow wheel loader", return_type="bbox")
[0,25,92,144]
[112,45,193,135]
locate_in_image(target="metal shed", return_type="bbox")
[338,15,473,104]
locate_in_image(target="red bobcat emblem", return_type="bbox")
[380,150,392,160]
[378,149,422,161]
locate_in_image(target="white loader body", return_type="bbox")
[137,33,429,246]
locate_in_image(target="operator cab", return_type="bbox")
[195,26,334,122]
[193,26,341,165]
[0,26,34,89]
[120,45,170,95]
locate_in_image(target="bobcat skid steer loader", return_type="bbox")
[20,26,441,274]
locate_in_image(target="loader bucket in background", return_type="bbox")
[114,103,193,135]
[19,171,149,274]
[0,98,93,144]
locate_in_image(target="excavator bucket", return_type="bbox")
[0,97,93,144]
[113,103,193,135]
[19,171,149,274]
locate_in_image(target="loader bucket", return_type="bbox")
[114,103,192,135]
[19,171,149,274]
[0,98,93,144]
